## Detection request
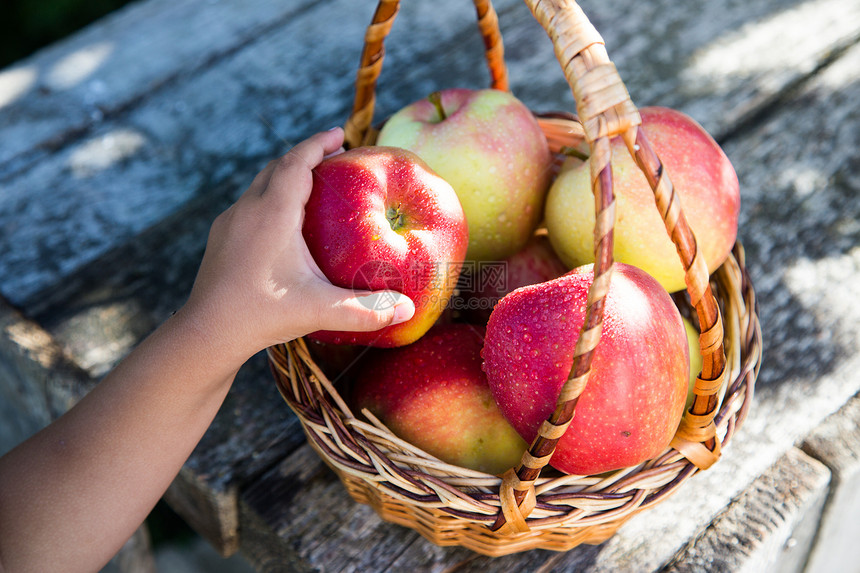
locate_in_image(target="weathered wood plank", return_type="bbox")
[4,0,857,310]
[661,448,831,573]
[4,0,855,182]
[103,526,157,573]
[0,0,336,177]
[239,444,433,573]
[0,298,92,450]
[498,0,860,139]
[800,392,860,572]
[163,466,240,557]
[1,0,858,568]
[0,0,512,309]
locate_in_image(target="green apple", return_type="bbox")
[682,317,704,412]
[545,106,740,293]
[376,88,553,262]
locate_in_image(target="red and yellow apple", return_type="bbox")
[482,263,689,475]
[545,106,740,293]
[351,324,527,475]
[376,88,553,262]
[302,146,467,347]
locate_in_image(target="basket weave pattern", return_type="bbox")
[268,0,762,556]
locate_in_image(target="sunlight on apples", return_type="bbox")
[68,128,147,177]
[45,41,114,91]
[681,0,860,91]
[0,66,37,109]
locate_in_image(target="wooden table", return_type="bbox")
[2,0,859,571]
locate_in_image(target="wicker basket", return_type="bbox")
[268,0,762,557]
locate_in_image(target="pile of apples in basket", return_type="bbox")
[301,87,738,477]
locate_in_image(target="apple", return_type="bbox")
[303,146,468,347]
[482,263,689,475]
[351,324,527,475]
[682,316,704,412]
[455,233,568,324]
[545,106,739,293]
[376,88,553,262]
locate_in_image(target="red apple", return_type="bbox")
[376,88,553,262]
[482,263,689,475]
[545,106,739,293]
[456,233,568,324]
[303,146,468,347]
[351,324,527,475]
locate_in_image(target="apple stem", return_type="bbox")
[386,204,406,232]
[560,145,589,161]
[428,91,447,122]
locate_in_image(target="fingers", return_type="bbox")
[324,146,346,160]
[309,283,415,334]
[239,128,345,201]
[264,127,345,202]
[286,126,344,171]
[245,160,277,197]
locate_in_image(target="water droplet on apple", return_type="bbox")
[523,333,533,343]
[497,213,508,223]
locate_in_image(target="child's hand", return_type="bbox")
[180,128,414,367]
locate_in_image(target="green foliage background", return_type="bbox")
[1,0,136,68]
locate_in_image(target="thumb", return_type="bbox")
[313,285,415,333]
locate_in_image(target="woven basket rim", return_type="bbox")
[269,236,761,555]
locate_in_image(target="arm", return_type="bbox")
[0,128,413,573]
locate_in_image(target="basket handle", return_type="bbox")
[342,0,728,534]
[343,0,509,148]
[492,0,728,533]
